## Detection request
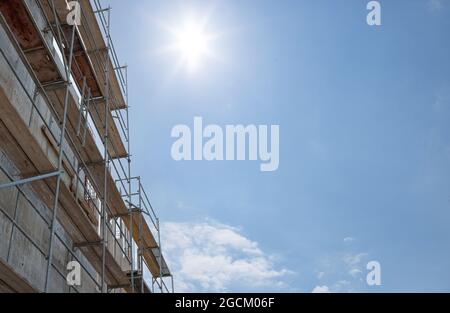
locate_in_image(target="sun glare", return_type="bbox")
[158,13,217,74]
[156,9,221,75]
[175,23,210,71]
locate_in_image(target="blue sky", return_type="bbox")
[105,0,450,292]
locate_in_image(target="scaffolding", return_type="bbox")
[0,0,173,293]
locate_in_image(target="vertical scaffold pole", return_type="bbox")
[100,6,112,294]
[125,66,135,293]
[171,275,174,293]
[45,0,77,293]
[139,178,144,293]
[157,218,163,293]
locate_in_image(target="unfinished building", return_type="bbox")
[0,0,173,293]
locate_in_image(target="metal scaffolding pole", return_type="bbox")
[171,275,175,293]
[124,65,135,293]
[157,218,163,293]
[0,171,61,190]
[138,178,144,293]
[100,6,112,294]
[93,1,136,293]
[44,0,77,292]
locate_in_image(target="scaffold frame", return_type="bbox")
[0,0,173,293]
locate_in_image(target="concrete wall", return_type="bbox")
[0,13,99,292]
[0,0,133,293]
[0,150,99,293]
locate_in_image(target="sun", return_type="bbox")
[174,22,210,71]
[158,14,217,74]
[155,10,222,75]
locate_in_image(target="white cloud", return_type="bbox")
[161,220,292,292]
[349,268,362,278]
[343,237,355,243]
[343,253,368,266]
[312,285,330,293]
[428,0,443,11]
[313,251,371,293]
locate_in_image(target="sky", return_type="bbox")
[103,0,450,292]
